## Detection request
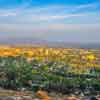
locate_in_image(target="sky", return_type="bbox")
[0,0,100,43]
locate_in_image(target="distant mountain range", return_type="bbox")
[0,37,100,49]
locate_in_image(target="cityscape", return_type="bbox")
[0,0,100,100]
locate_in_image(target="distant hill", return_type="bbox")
[0,37,100,49]
[0,37,46,45]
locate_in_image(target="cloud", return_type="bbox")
[0,2,99,16]
[0,12,17,17]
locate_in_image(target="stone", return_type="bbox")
[0,96,34,100]
[0,96,16,100]
[33,98,40,100]
[36,90,51,100]
[22,96,33,100]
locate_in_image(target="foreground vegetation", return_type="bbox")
[0,55,100,95]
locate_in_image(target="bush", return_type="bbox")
[0,56,100,93]
[0,56,33,89]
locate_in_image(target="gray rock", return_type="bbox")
[21,96,33,100]
[0,96,16,100]
[33,99,40,100]
[0,96,33,100]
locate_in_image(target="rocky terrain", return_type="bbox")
[0,88,100,100]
